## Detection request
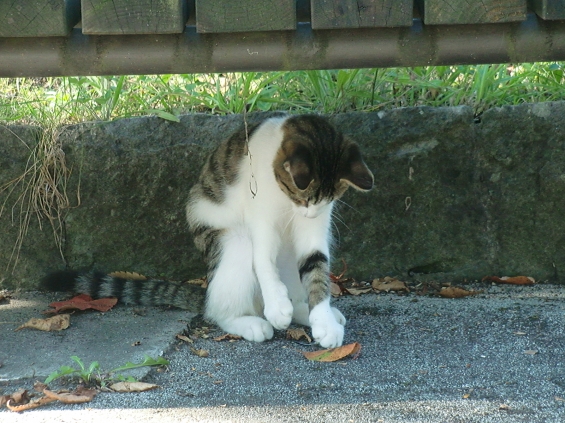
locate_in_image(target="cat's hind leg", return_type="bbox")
[204,229,274,342]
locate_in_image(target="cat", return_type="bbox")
[187,114,373,348]
[42,113,373,349]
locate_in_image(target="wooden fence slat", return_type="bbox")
[416,0,527,25]
[82,0,188,35]
[529,0,565,20]
[196,0,296,33]
[0,0,80,37]
[311,0,413,29]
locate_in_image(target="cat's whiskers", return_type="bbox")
[331,209,351,232]
[331,218,342,244]
[281,209,297,235]
[336,199,360,214]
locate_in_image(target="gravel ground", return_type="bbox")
[1,282,564,422]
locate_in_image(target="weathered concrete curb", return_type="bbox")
[1,102,565,289]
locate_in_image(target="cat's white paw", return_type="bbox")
[264,295,294,330]
[309,302,344,348]
[218,316,274,342]
[331,307,346,326]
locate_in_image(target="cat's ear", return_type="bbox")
[284,146,314,190]
[340,143,374,191]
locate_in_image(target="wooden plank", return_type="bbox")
[0,0,80,37]
[196,0,296,33]
[311,0,413,29]
[416,0,527,25]
[82,0,188,35]
[529,0,565,20]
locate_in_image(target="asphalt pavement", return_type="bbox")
[1,281,564,422]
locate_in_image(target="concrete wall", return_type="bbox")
[2,102,565,290]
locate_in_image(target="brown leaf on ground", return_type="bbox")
[439,287,481,299]
[43,387,97,404]
[33,381,48,393]
[15,314,70,332]
[190,347,209,358]
[7,396,56,412]
[0,395,10,407]
[176,334,193,343]
[302,342,361,362]
[330,282,342,297]
[186,277,208,289]
[346,287,373,296]
[109,382,159,393]
[482,275,535,285]
[213,333,243,342]
[45,294,118,314]
[108,271,147,280]
[329,258,348,282]
[286,328,312,343]
[372,277,409,293]
[2,389,30,408]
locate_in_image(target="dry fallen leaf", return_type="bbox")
[16,314,70,332]
[186,277,208,289]
[176,334,193,343]
[286,328,312,343]
[109,382,159,393]
[482,276,535,285]
[7,396,56,412]
[46,294,118,314]
[213,333,243,342]
[0,395,10,407]
[330,282,342,297]
[302,342,361,362]
[190,347,209,358]
[108,271,147,280]
[43,387,97,404]
[1,389,30,408]
[372,277,409,293]
[346,287,373,296]
[5,385,97,412]
[439,286,481,299]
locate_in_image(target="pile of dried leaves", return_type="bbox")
[330,259,537,300]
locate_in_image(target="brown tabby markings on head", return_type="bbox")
[272,115,373,207]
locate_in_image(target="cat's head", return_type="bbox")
[273,115,374,218]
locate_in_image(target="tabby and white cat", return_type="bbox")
[187,114,373,348]
[42,114,373,349]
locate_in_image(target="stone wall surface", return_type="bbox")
[1,102,565,290]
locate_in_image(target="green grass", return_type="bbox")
[1,63,564,126]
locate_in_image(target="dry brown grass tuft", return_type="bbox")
[0,124,79,271]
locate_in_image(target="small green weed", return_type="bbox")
[44,355,169,386]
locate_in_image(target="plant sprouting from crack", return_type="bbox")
[44,355,169,387]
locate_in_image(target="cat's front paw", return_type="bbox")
[264,296,294,330]
[331,307,346,326]
[309,302,344,348]
[218,316,274,343]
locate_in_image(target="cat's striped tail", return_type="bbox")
[41,270,205,313]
